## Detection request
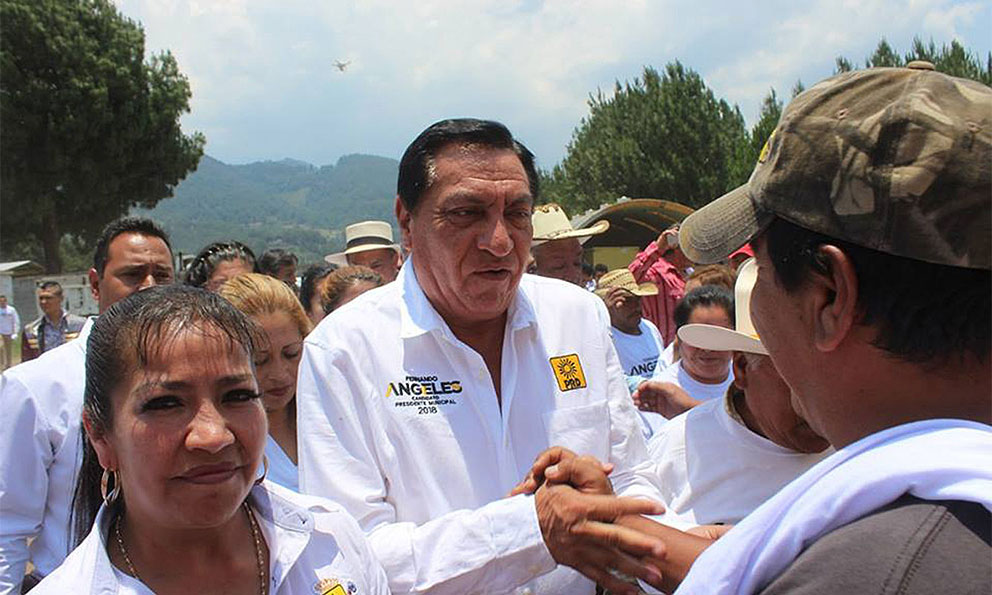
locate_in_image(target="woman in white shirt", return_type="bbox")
[647,285,736,404]
[35,285,388,594]
[219,273,312,492]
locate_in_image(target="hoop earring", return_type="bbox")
[101,468,121,505]
[255,455,268,486]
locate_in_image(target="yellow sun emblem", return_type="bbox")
[550,354,587,392]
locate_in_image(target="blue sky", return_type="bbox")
[114,0,991,170]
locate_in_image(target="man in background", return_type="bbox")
[257,247,299,290]
[628,225,692,345]
[19,282,86,362]
[325,220,402,283]
[0,296,19,371]
[531,203,608,285]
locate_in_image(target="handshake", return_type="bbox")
[509,447,726,594]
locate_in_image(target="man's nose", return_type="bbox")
[480,215,514,257]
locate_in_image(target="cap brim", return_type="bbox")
[678,323,768,355]
[631,282,658,296]
[324,243,399,265]
[533,219,610,245]
[678,185,772,264]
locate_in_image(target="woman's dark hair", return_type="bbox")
[71,285,262,546]
[673,285,735,330]
[397,118,539,211]
[182,241,257,288]
[256,248,298,277]
[764,217,991,363]
[320,265,382,314]
[299,263,337,314]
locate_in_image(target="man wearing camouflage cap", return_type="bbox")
[658,62,991,593]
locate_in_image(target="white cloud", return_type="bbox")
[112,0,991,167]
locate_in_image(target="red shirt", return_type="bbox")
[628,241,686,346]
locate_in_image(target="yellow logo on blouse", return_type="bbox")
[313,578,350,595]
[550,354,587,392]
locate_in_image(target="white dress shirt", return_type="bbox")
[0,305,19,337]
[0,318,92,594]
[648,396,832,526]
[32,481,390,594]
[297,263,663,595]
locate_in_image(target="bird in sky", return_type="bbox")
[334,60,351,72]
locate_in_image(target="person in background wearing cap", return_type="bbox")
[531,203,608,285]
[628,224,693,347]
[601,63,991,594]
[325,220,402,283]
[647,259,832,528]
[595,269,670,439]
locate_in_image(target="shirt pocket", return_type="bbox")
[542,400,611,460]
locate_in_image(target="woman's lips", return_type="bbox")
[179,463,240,484]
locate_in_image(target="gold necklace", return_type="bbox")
[114,502,267,594]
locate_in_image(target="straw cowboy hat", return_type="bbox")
[594,269,658,298]
[677,258,768,355]
[324,220,400,266]
[532,203,609,246]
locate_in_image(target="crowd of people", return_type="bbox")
[0,62,989,594]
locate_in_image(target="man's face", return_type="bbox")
[606,289,642,334]
[533,238,584,285]
[0,297,6,308]
[734,353,829,454]
[750,236,826,439]
[348,248,400,283]
[90,233,174,313]
[37,288,62,319]
[398,143,533,327]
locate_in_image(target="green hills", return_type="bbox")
[137,153,399,265]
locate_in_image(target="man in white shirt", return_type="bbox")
[297,118,667,595]
[595,269,663,380]
[0,217,174,593]
[648,259,832,526]
[0,296,19,371]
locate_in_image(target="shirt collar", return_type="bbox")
[398,260,538,340]
[44,310,67,327]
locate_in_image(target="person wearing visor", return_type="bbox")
[648,258,832,527]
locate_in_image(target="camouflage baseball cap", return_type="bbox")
[679,61,992,270]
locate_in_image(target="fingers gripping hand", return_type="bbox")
[545,455,615,495]
[509,446,613,496]
[537,484,666,592]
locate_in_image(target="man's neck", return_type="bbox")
[815,348,992,449]
[448,313,508,402]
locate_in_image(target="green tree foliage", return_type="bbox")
[837,37,991,86]
[748,89,782,166]
[1,0,205,272]
[543,62,751,212]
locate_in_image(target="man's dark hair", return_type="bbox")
[582,262,594,277]
[257,248,298,277]
[93,217,173,277]
[594,263,609,275]
[397,118,539,211]
[764,217,990,363]
[38,281,63,296]
[299,263,337,314]
[674,285,735,330]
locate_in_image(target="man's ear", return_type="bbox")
[83,410,117,471]
[395,195,413,253]
[87,268,100,303]
[810,245,859,353]
[732,352,749,391]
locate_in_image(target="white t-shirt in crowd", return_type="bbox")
[612,319,665,380]
[33,482,390,594]
[648,396,833,525]
[264,435,298,492]
[651,359,733,403]
[296,263,663,595]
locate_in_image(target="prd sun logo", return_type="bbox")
[549,354,587,392]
